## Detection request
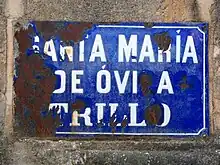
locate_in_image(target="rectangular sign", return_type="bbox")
[14,22,209,137]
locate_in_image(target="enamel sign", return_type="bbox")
[14,22,209,136]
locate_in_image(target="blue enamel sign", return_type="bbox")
[14,22,209,136]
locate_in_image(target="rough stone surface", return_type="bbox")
[0,2,7,165]
[210,0,220,130]
[5,0,24,18]
[197,0,214,21]
[0,0,5,16]
[6,138,220,165]
[0,137,9,165]
[0,13,6,136]
[21,0,163,21]
[163,0,200,21]
[0,15,6,96]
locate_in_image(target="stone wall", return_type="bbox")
[0,0,220,164]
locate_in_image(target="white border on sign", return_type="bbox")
[56,25,207,136]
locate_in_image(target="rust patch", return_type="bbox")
[180,83,190,90]
[33,22,93,42]
[97,119,104,128]
[14,25,58,136]
[14,54,58,136]
[34,21,58,40]
[60,23,93,42]
[154,32,172,51]
[139,73,163,125]
[14,22,95,136]
[144,22,154,28]
[201,24,208,33]
[14,26,33,55]
[145,104,162,125]
[72,100,86,111]
[110,113,117,133]
[180,76,190,90]
[140,74,152,96]
[121,116,128,128]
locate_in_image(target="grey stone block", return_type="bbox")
[22,0,163,21]
[0,94,5,132]
[0,12,6,137]
[0,0,5,16]
[8,139,220,165]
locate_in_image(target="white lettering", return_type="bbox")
[182,36,198,63]
[128,103,146,126]
[109,103,121,126]
[53,70,66,94]
[96,70,111,93]
[89,34,106,62]
[132,71,137,94]
[176,34,181,63]
[79,40,84,62]
[156,103,171,127]
[118,35,137,62]
[157,71,174,94]
[71,108,93,126]
[139,35,155,62]
[72,70,84,93]
[114,71,129,94]
[158,44,171,63]
[96,103,106,125]
[44,39,57,61]
[33,36,40,53]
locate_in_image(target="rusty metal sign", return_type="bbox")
[14,22,209,137]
